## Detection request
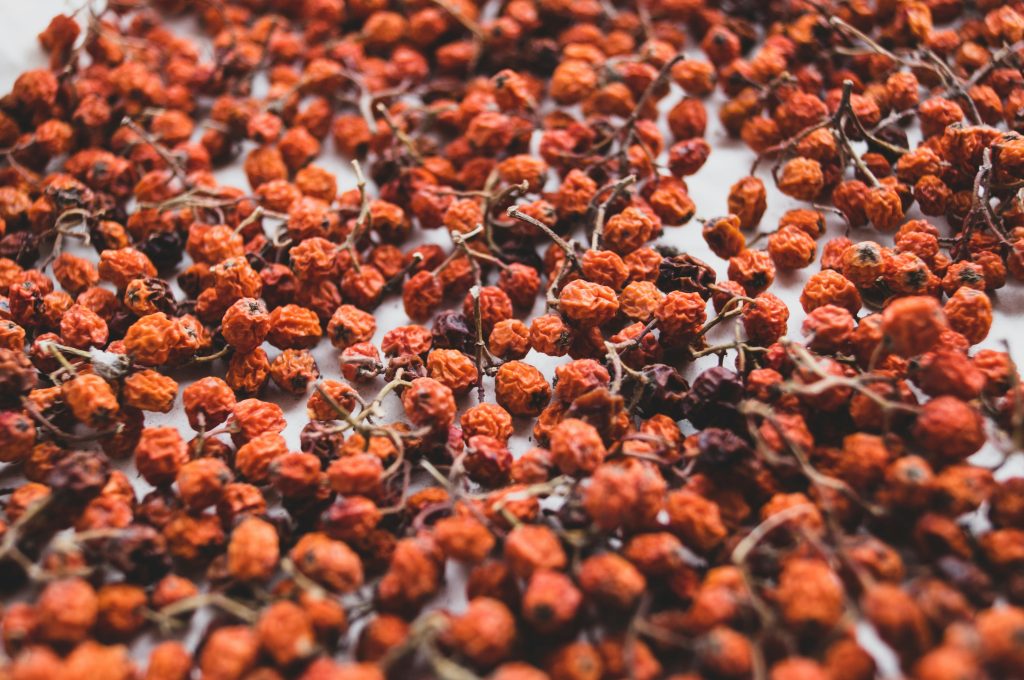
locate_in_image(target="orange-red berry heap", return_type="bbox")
[0,0,1022,678]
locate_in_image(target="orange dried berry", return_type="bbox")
[177,457,232,511]
[913,395,985,463]
[182,376,236,430]
[227,516,280,583]
[465,434,514,486]
[641,176,692,227]
[97,247,157,290]
[549,417,606,475]
[268,450,319,499]
[667,97,708,140]
[401,377,456,430]
[602,206,661,255]
[558,279,619,326]
[327,452,383,497]
[447,597,516,668]
[461,403,514,442]
[882,295,948,357]
[235,433,288,484]
[267,304,322,349]
[495,361,551,417]
[580,249,628,291]
[672,58,716,95]
[327,304,377,350]
[578,552,646,609]
[742,292,789,345]
[221,297,270,352]
[123,313,179,366]
[256,602,317,669]
[0,411,35,463]
[270,348,320,394]
[62,372,119,427]
[618,280,664,322]
[777,157,825,201]
[665,489,727,553]
[864,185,905,232]
[198,626,259,680]
[135,426,188,487]
[497,263,542,310]
[668,138,712,177]
[402,270,443,321]
[340,342,382,382]
[307,379,358,420]
[550,60,598,105]
[727,176,767,230]
[36,578,97,644]
[488,319,530,361]
[656,290,706,342]
[522,569,582,634]
[728,248,776,295]
[800,269,862,315]
[802,304,855,354]
[943,287,992,345]
[426,348,478,395]
[122,369,177,413]
[552,358,609,404]
[702,215,746,259]
[52,253,99,296]
[434,515,496,563]
[767,226,816,270]
[529,313,572,357]
[185,223,244,266]
[464,286,514,335]
[230,398,286,441]
[381,325,432,357]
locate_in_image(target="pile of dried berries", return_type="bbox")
[0,0,1023,678]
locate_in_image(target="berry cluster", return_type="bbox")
[0,1,1021,679]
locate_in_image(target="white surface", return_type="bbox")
[0,2,1021,675]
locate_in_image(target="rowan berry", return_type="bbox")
[802,304,855,354]
[380,326,431,359]
[98,248,157,290]
[727,249,775,295]
[266,304,321,350]
[665,490,727,554]
[521,569,581,634]
[36,578,97,644]
[488,319,530,360]
[434,516,496,564]
[882,295,948,357]
[549,418,606,475]
[510,447,552,485]
[401,270,442,321]
[582,460,665,531]
[175,457,230,511]
[768,226,816,270]
[702,215,746,259]
[800,270,861,316]
[602,206,660,255]
[529,313,571,357]
[742,292,789,345]
[198,626,259,680]
[777,157,825,201]
[655,290,706,342]
[287,532,364,594]
[943,287,992,345]
[495,361,551,417]
[401,376,456,431]
[62,372,119,428]
[727,176,767,230]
